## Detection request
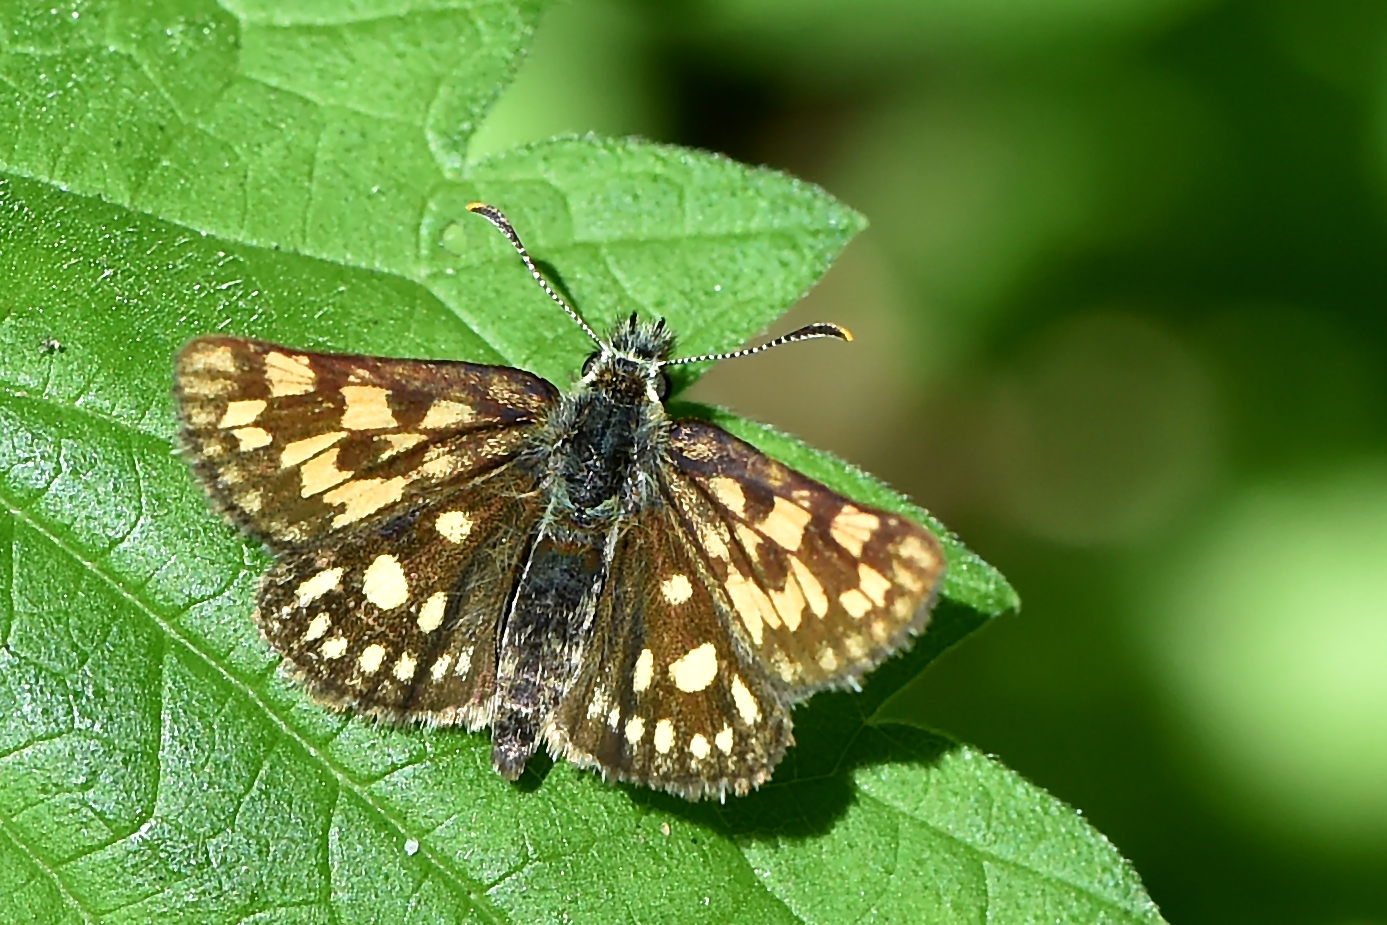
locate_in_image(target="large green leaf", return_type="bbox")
[0,1,1162,922]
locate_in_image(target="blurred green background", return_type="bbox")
[474,0,1387,920]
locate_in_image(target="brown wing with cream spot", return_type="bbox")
[664,420,946,699]
[175,336,557,551]
[255,465,543,726]
[548,508,793,801]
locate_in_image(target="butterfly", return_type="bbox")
[174,203,946,801]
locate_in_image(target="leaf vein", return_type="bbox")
[0,493,514,925]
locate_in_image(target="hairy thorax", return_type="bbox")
[533,359,669,530]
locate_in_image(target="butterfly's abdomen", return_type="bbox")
[492,532,606,779]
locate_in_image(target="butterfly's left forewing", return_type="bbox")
[663,421,946,699]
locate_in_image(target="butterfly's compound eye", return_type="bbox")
[655,370,671,401]
[581,351,601,376]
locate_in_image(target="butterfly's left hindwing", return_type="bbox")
[175,336,557,550]
[549,505,793,800]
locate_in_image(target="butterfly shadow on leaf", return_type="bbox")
[624,599,990,840]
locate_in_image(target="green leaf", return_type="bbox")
[0,1,1157,923]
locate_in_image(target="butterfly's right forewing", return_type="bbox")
[175,336,557,551]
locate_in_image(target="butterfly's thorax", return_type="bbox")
[538,359,670,527]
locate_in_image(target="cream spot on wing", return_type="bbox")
[895,564,926,595]
[231,426,272,451]
[723,570,763,644]
[830,505,880,557]
[265,351,315,397]
[300,448,350,497]
[358,643,386,675]
[190,343,237,374]
[420,399,475,429]
[730,676,760,725]
[393,652,417,682]
[839,588,873,619]
[295,567,343,606]
[185,405,218,427]
[239,489,263,513]
[734,523,762,561]
[219,399,266,428]
[607,707,621,730]
[624,716,646,745]
[869,620,890,643]
[420,445,465,480]
[898,534,939,570]
[303,612,331,643]
[697,521,730,560]
[325,476,411,528]
[818,647,840,672]
[759,496,812,550]
[588,688,610,720]
[417,591,447,633]
[668,643,718,693]
[858,563,892,607]
[661,574,693,605]
[341,385,396,430]
[709,476,746,517]
[688,733,710,759]
[379,432,425,459]
[321,636,348,659]
[430,652,453,681]
[715,726,734,754]
[435,510,473,543]
[282,431,347,468]
[772,652,799,683]
[632,648,654,693]
[844,635,867,659]
[653,719,675,755]
[453,646,473,678]
[789,557,829,618]
[769,575,805,632]
[362,554,409,610]
[179,374,235,398]
[893,596,915,618]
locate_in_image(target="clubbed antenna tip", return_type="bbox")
[664,321,854,367]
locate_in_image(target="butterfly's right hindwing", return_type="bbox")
[255,465,544,727]
[549,505,793,800]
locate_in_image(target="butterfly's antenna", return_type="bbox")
[466,202,603,347]
[662,322,853,366]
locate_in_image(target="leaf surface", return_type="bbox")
[0,2,1160,923]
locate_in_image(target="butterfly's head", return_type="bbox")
[581,314,675,402]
